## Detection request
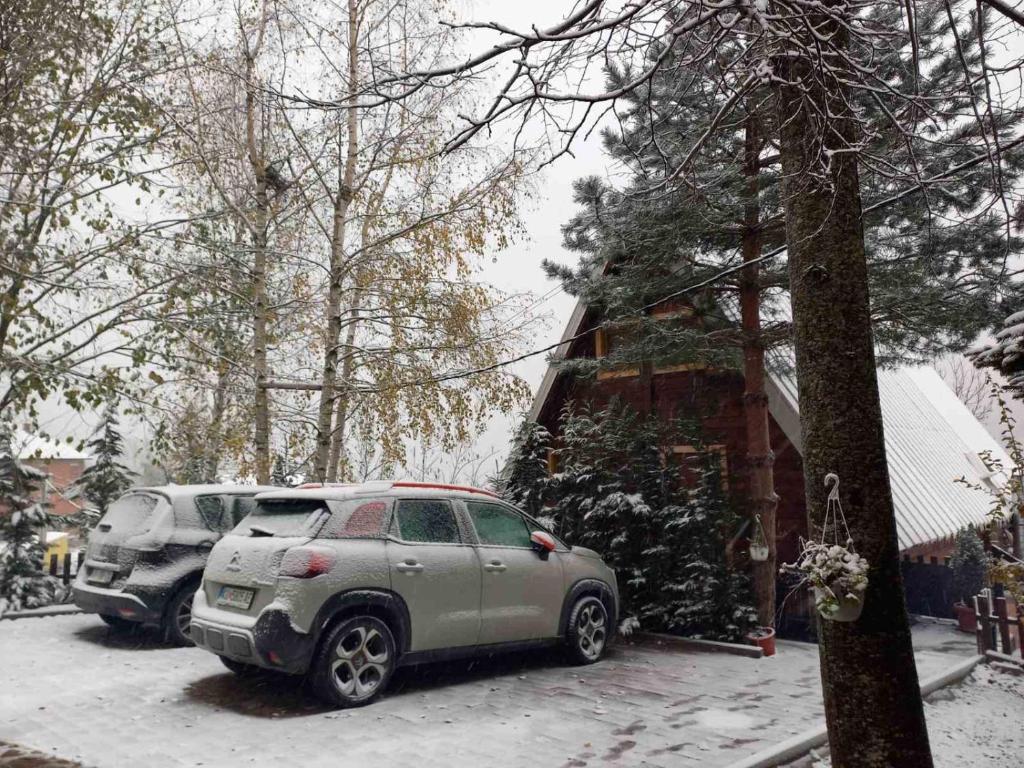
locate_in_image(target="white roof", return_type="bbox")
[530,298,1009,550]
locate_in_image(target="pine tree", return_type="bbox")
[967,309,1024,397]
[504,401,756,640]
[75,404,135,521]
[271,453,290,486]
[949,527,988,604]
[0,423,53,614]
[497,420,552,519]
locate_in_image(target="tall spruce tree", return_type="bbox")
[76,404,135,521]
[497,420,553,519]
[556,2,1024,627]
[0,423,53,614]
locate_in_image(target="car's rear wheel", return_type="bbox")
[565,595,609,665]
[163,583,197,647]
[310,615,396,708]
[99,614,135,632]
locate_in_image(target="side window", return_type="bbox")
[320,499,390,539]
[467,502,532,547]
[195,496,228,531]
[393,500,461,544]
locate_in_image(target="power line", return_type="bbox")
[263,133,1024,396]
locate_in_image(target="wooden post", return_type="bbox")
[975,595,991,653]
[62,552,72,586]
[48,554,58,577]
[995,597,1012,655]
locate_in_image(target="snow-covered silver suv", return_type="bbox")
[74,485,276,645]
[191,482,618,707]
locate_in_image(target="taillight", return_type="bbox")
[278,546,336,578]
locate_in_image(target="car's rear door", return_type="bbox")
[385,498,481,652]
[464,501,564,645]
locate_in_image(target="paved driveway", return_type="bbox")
[0,615,974,768]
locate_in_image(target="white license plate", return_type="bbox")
[217,586,254,610]
[87,568,114,585]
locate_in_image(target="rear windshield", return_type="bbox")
[101,493,163,536]
[234,498,329,537]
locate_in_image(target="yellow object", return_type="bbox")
[43,531,69,570]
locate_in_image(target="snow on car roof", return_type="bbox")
[254,481,499,502]
[129,484,280,501]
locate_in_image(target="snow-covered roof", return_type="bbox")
[12,429,89,461]
[529,298,1010,550]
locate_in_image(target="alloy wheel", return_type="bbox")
[576,602,607,661]
[330,622,391,701]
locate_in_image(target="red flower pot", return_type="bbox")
[745,626,776,657]
[953,602,976,634]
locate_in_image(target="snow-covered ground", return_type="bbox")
[786,661,1023,768]
[0,614,993,768]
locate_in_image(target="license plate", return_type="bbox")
[217,586,254,610]
[87,568,114,585]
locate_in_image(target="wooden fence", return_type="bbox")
[973,593,1023,659]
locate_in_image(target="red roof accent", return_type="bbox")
[296,482,353,490]
[391,481,498,498]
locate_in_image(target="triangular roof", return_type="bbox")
[529,298,1011,550]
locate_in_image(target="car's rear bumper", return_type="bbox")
[192,600,317,675]
[72,581,162,624]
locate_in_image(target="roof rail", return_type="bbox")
[295,482,354,490]
[391,481,498,498]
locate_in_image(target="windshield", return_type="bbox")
[100,493,163,536]
[233,498,329,537]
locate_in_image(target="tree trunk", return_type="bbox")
[205,362,230,481]
[741,111,778,629]
[775,6,933,766]
[313,0,359,482]
[243,7,272,485]
[326,288,363,482]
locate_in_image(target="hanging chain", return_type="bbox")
[821,472,854,549]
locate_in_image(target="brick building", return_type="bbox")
[529,299,1016,631]
[14,431,90,518]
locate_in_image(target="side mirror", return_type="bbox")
[530,531,556,561]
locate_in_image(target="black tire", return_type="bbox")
[565,595,609,665]
[309,615,396,708]
[163,582,198,647]
[219,655,260,676]
[99,614,136,632]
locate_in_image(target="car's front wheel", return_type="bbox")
[310,615,396,708]
[565,595,609,665]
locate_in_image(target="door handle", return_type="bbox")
[484,561,507,572]
[396,560,424,573]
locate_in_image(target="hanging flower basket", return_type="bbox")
[750,544,770,562]
[749,515,770,562]
[781,474,869,622]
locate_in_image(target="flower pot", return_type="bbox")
[953,602,976,633]
[745,626,776,656]
[814,586,865,622]
[749,544,769,562]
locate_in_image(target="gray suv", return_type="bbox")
[191,482,618,707]
[74,485,276,645]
